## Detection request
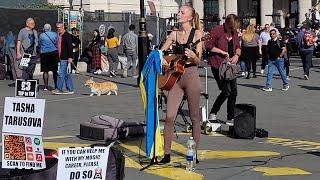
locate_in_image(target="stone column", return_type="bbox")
[260,0,273,26]
[225,0,238,15]
[218,0,225,23]
[193,0,204,19]
[299,0,312,24]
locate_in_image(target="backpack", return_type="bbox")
[303,31,315,47]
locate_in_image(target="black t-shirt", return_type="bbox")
[72,35,81,49]
[267,39,285,60]
[227,39,234,57]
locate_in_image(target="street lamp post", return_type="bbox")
[138,0,149,85]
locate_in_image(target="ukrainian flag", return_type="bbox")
[139,50,164,158]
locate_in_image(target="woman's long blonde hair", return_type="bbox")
[242,24,256,42]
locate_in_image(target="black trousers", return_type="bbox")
[72,51,79,71]
[210,67,237,120]
[261,45,268,70]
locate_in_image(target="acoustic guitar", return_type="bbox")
[158,37,204,91]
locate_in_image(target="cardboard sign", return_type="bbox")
[56,146,111,180]
[2,133,46,169]
[2,97,45,136]
[15,79,38,98]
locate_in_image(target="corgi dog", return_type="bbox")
[84,77,118,96]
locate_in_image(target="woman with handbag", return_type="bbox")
[90,29,102,75]
[206,14,241,125]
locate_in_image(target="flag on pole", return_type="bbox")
[139,50,164,158]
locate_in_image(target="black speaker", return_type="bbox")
[232,104,256,139]
[235,103,256,119]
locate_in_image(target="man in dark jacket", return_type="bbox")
[52,22,74,95]
[261,29,289,92]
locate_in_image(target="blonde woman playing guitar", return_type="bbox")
[159,4,203,164]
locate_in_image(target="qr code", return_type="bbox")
[4,135,26,160]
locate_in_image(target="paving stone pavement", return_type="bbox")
[0,58,320,179]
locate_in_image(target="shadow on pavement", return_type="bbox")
[307,151,320,157]
[298,85,320,90]
[238,83,262,90]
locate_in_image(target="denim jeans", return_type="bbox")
[125,50,137,76]
[56,60,74,91]
[266,58,288,88]
[238,60,246,72]
[301,50,313,76]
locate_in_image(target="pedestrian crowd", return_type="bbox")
[0,17,141,94]
[0,7,318,97]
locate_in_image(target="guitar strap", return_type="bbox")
[186,28,196,46]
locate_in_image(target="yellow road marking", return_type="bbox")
[253,167,312,176]
[119,140,203,179]
[198,151,280,160]
[170,141,280,160]
[265,138,320,151]
[124,155,142,169]
[5,136,303,179]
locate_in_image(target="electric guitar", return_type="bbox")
[158,37,204,91]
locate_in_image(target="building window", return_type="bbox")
[203,0,219,30]
[290,0,298,14]
[204,0,219,18]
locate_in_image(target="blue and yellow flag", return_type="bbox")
[139,50,164,158]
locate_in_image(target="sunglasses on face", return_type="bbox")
[270,33,276,35]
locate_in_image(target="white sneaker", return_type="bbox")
[226,119,234,126]
[241,72,245,76]
[208,113,217,120]
[282,85,289,91]
[262,86,272,92]
[93,69,102,75]
[286,76,290,80]
[260,69,264,74]
[304,74,309,80]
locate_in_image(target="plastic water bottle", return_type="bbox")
[186,137,196,172]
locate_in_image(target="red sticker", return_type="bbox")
[26,146,33,152]
[36,154,42,161]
